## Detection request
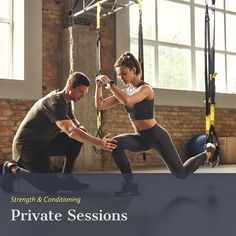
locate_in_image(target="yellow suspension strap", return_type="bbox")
[96,2,101,30]
[209,72,217,126]
[204,0,220,167]
[94,1,103,154]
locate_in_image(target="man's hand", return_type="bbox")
[100,133,117,152]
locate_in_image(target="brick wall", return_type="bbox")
[100,15,116,79]
[0,100,34,163]
[42,0,65,95]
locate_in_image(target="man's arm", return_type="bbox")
[71,118,80,127]
[55,120,116,151]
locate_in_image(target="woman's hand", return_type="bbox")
[95,77,104,87]
[96,75,110,87]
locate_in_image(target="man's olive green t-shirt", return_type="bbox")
[12,90,75,161]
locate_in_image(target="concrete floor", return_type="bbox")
[133,164,236,173]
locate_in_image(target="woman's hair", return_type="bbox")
[114,52,142,78]
[67,72,90,88]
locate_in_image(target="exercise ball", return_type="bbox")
[186,134,206,158]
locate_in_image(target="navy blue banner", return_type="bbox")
[0,173,236,236]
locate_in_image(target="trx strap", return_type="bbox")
[94,1,104,154]
[204,0,220,165]
[137,0,146,161]
[137,0,144,82]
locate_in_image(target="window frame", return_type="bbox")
[0,0,13,79]
[0,0,42,100]
[116,0,236,109]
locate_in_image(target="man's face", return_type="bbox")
[69,85,89,102]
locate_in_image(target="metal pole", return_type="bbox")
[102,2,135,17]
[72,0,136,19]
[73,0,110,18]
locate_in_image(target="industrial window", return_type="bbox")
[0,0,42,100]
[130,0,236,94]
[0,0,13,79]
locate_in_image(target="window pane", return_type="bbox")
[143,45,156,87]
[195,8,224,51]
[0,0,9,18]
[194,0,223,9]
[131,41,156,87]
[158,46,191,90]
[0,23,10,79]
[194,0,206,5]
[214,11,225,51]
[195,7,206,48]
[226,14,236,52]
[13,0,24,80]
[227,55,236,94]
[130,0,156,40]
[130,42,138,59]
[196,50,204,91]
[158,0,191,45]
[129,5,139,38]
[215,53,226,93]
[196,51,226,93]
[226,0,236,12]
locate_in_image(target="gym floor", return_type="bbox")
[132,164,236,173]
[97,164,236,174]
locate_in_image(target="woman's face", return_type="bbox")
[116,66,136,85]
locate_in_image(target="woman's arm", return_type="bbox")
[97,75,153,105]
[109,84,152,105]
[95,77,119,110]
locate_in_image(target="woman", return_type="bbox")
[95,52,216,196]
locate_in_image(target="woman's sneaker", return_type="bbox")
[59,176,89,190]
[114,181,140,197]
[205,143,220,167]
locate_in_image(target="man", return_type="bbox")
[4,72,116,190]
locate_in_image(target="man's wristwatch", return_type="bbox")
[105,80,115,89]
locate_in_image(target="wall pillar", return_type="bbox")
[62,25,102,171]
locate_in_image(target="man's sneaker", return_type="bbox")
[59,176,89,191]
[114,181,140,197]
[2,161,15,174]
[205,143,220,167]
[2,161,29,174]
